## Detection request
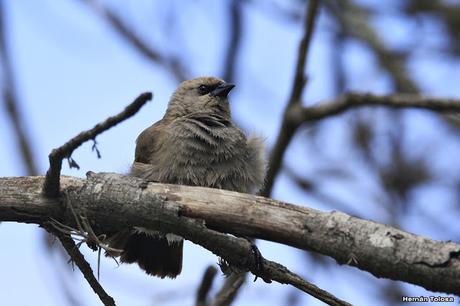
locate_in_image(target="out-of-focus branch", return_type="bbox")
[287,92,460,125]
[195,266,218,306]
[210,273,246,306]
[222,0,243,83]
[325,0,418,93]
[79,0,189,82]
[43,92,152,197]
[404,0,460,56]
[261,0,320,197]
[287,1,319,108]
[0,1,38,176]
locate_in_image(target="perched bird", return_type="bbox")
[107,76,266,278]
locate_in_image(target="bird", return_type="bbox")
[107,76,266,278]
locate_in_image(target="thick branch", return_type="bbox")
[325,0,418,93]
[1,174,459,296]
[288,92,460,125]
[1,174,349,306]
[42,92,152,197]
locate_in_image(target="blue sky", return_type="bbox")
[1,1,459,305]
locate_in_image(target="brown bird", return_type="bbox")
[107,76,266,278]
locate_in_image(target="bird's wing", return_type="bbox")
[246,134,267,193]
[130,120,166,181]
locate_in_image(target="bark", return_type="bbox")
[1,173,459,296]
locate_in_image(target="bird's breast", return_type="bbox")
[157,120,252,192]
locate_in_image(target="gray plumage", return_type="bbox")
[108,76,266,278]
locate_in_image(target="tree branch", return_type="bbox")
[1,174,459,297]
[41,92,151,306]
[42,92,152,197]
[288,92,460,125]
[2,174,353,305]
[261,0,320,197]
[44,225,116,306]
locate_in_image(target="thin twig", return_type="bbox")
[261,0,320,197]
[44,225,116,306]
[265,260,351,306]
[42,92,152,197]
[195,266,218,306]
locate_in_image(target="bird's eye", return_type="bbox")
[198,84,211,95]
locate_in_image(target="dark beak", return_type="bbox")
[210,83,235,97]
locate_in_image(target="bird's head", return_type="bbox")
[165,76,235,119]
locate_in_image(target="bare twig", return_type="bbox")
[196,266,218,306]
[80,0,189,82]
[42,92,152,197]
[44,225,116,306]
[266,260,351,306]
[40,92,151,306]
[0,1,38,176]
[261,0,320,197]
[288,92,460,125]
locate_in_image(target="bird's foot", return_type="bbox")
[243,237,271,283]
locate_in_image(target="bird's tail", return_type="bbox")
[106,229,183,278]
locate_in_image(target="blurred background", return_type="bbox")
[1,0,460,305]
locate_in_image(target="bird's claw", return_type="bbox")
[243,237,269,282]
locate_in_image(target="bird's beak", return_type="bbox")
[210,83,235,97]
